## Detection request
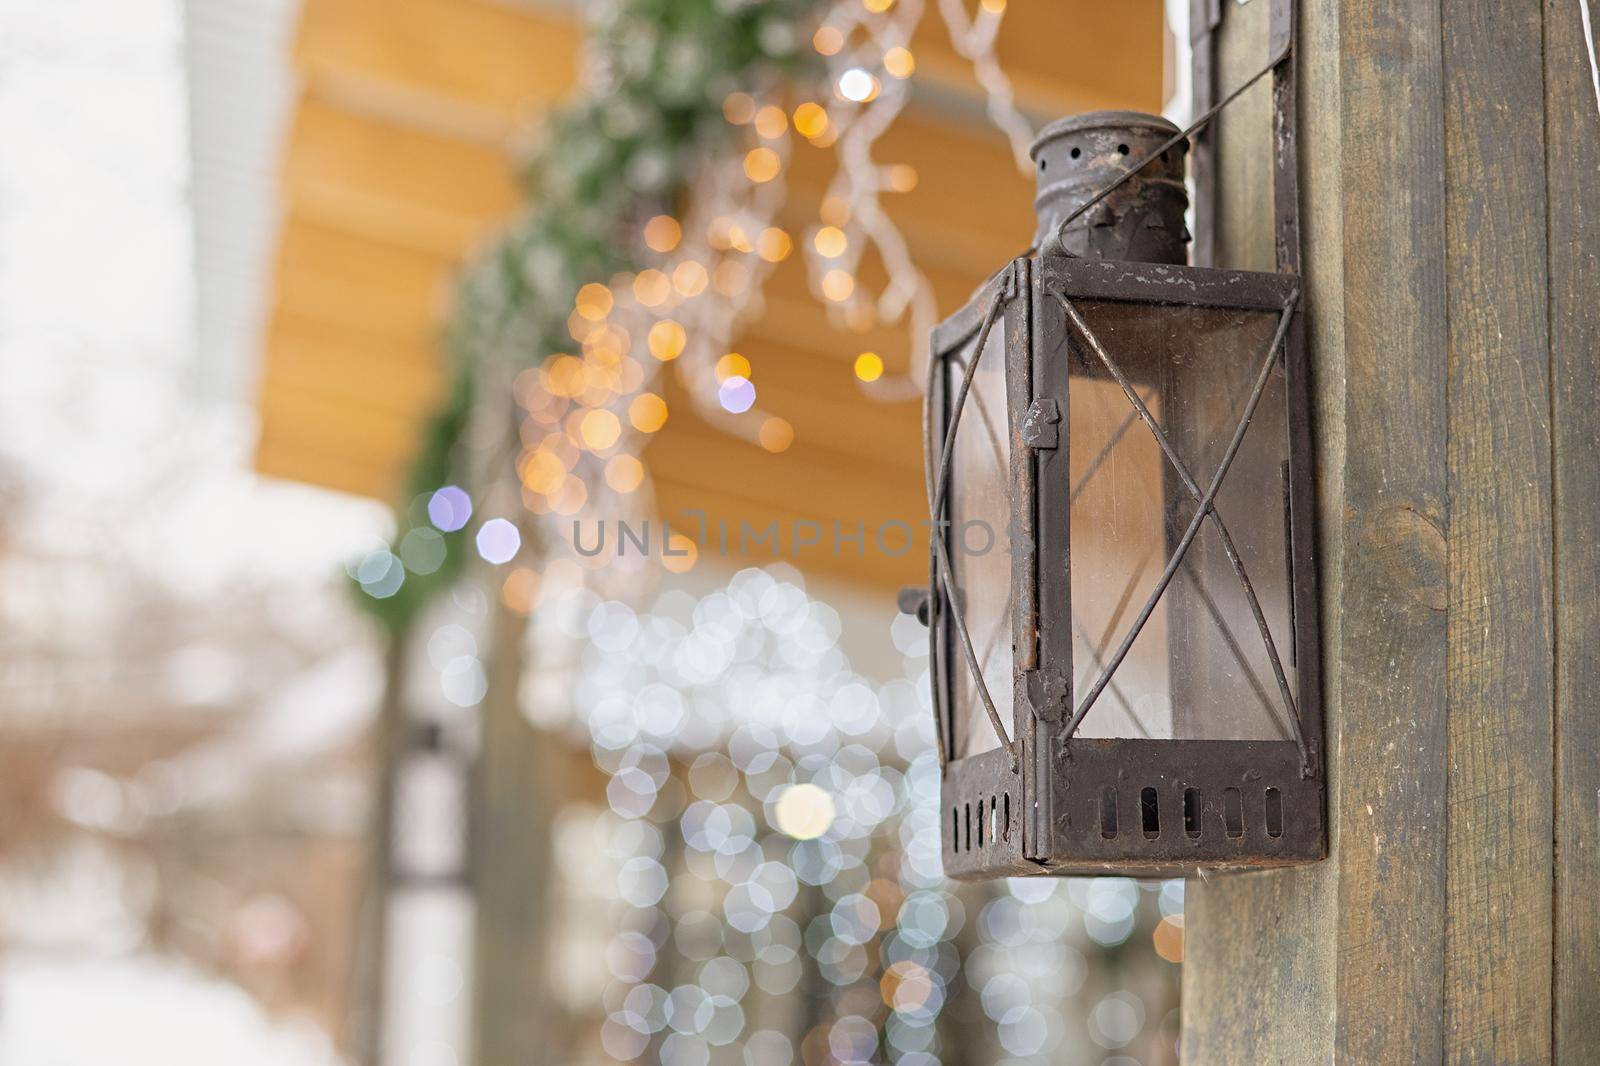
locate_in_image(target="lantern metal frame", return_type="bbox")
[924,0,1322,879]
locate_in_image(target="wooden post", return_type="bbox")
[346,633,409,1066]
[1182,0,1600,1060]
[469,590,567,1065]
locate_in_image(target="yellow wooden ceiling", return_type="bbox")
[255,0,1166,592]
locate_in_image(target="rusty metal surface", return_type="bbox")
[927,257,1323,877]
[943,740,1322,881]
[1030,111,1190,262]
[922,12,1322,876]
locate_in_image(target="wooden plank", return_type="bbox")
[294,0,579,129]
[1440,0,1554,1059]
[256,379,422,475]
[255,429,402,500]
[282,90,517,256]
[1546,0,1600,1058]
[272,213,456,342]
[265,309,444,416]
[1213,0,1275,272]
[906,0,1167,119]
[670,348,921,467]
[643,422,926,538]
[778,113,1036,277]
[1324,0,1453,1055]
[1182,0,1454,1059]
[1181,4,1342,1058]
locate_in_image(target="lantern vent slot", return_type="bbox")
[1223,788,1245,838]
[1264,788,1284,838]
[1140,787,1161,838]
[1003,793,1011,841]
[1100,787,1118,839]
[1183,788,1202,839]
[977,799,986,848]
[952,807,960,852]
[965,803,973,851]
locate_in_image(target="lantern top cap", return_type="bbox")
[1028,110,1184,160]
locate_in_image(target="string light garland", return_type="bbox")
[352,0,823,628]
[352,0,1040,628]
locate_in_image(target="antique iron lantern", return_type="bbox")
[915,26,1322,878]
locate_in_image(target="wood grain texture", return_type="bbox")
[1544,0,1600,1059]
[1330,0,1455,1054]
[295,0,580,131]
[1184,0,1457,1059]
[1182,4,1342,1058]
[1440,0,1556,1060]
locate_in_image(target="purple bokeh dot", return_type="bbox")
[427,485,473,532]
[718,375,756,414]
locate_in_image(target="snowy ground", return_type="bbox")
[0,951,343,1066]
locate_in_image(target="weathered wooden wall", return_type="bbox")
[1183,0,1600,1060]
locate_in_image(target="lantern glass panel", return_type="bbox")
[948,320,1013,759]
[1063,298,1297,741]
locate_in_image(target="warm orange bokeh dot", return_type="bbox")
[887,164,918,192]
[822,269,855,302]
[643,214,682,253]
[743,147,781,183]
[793,102,829,140]
[605,454,645,494]
[883,46,915,79]
[753,105,788,139]
[758,416,794,453]
[814,225,848,258]
[880,960,931,1012]
[648,320,687,361]
[574,282,613,321]
[715,353,752,382]
[521,449,567,494]
[500,568,540,615]
[633,269,672,307]
[629,392,669,433]
[813,25,844,55]
[854,351,884,382]
[543,354,585,397]
[756,228,792,263]
[1154,915,1184,963]
[580,408,622,450]
[662,533,697,574]
[673,261,708,297]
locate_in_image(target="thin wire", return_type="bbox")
[1054,292,1307,764]
[1060,292,1302,762]
[1047,39,1292,253]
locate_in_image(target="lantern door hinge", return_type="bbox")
[1024,668,1069,723]
[1020,398,1060,450]
[1002,258,1024,300]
